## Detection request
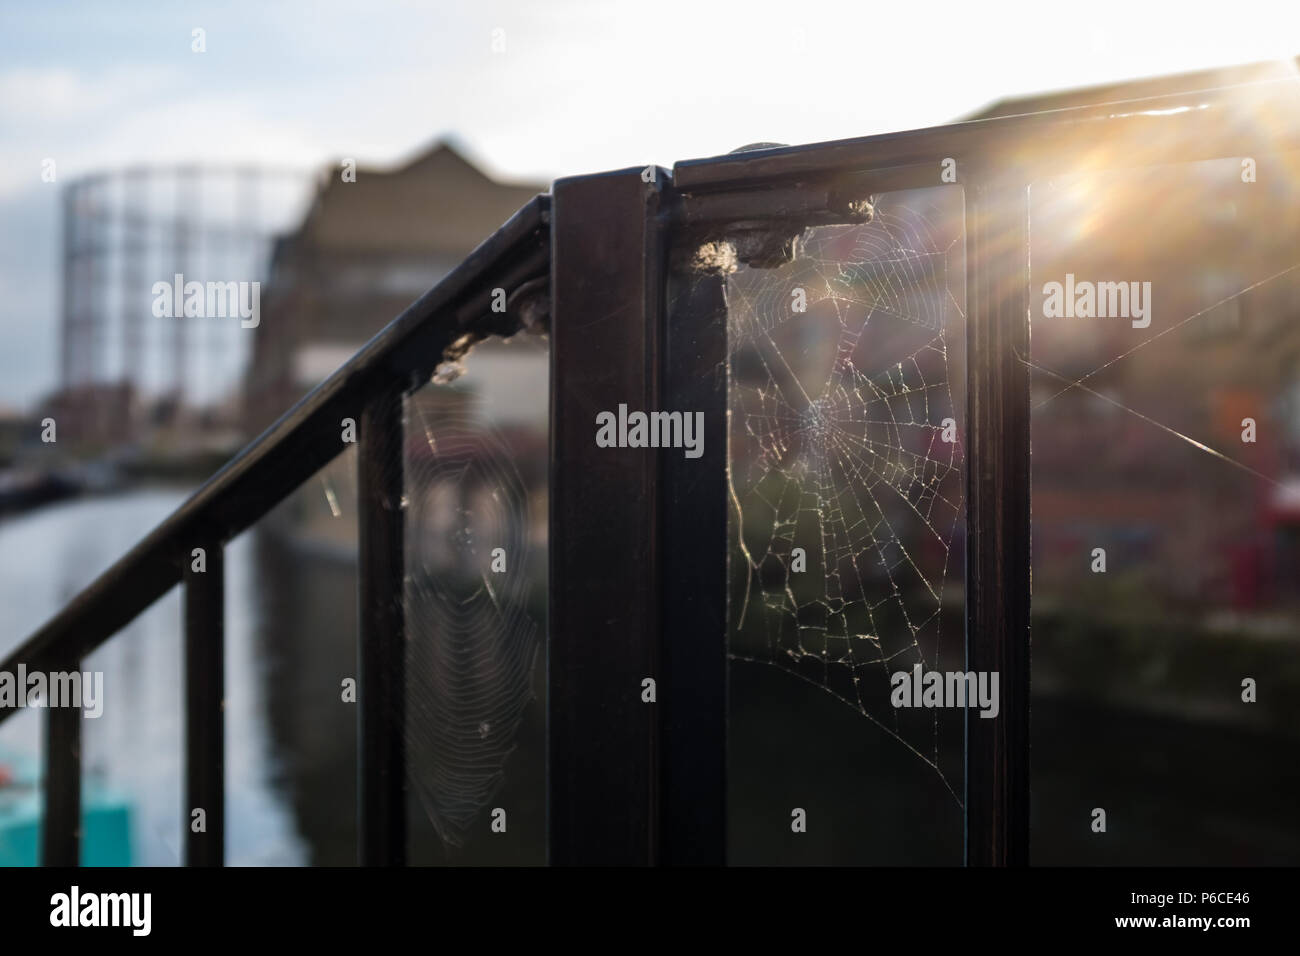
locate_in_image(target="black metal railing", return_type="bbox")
[5,68,1298,866]
[0,196,550,866]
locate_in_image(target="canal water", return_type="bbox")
[0,479,549,867]
[0,488,315,865]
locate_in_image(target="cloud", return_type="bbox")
[0,65,178,123]
[0,64,186,200]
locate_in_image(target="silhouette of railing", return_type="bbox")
[5,67,1297,866]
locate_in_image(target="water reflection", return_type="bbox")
[0,490,308,865]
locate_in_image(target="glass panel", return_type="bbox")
[0,491,188,866]
[82,590,182,865]
[723,186,967,863]
[404,332,548,866]
[1029,157,1300,863]
[233,452,359,865]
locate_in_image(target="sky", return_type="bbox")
[1,0,1298,409]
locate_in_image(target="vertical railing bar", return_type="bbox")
[357,383,407,866]
[963,178,1032,866]
[549,168,666,865]
[41,658,82,867]
[660,265,728,865]
[185,537,225,866]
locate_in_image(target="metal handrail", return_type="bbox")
[2,194,550,866]
[2,196,549,679]
[10,62,1300,868]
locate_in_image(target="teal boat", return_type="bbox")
[0,753,132,866]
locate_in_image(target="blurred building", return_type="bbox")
[243,141,543,435]
[0,405,35,465]
[963,62,1300,613]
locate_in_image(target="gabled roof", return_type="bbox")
[293,141,544,255]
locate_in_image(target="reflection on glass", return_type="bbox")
[1030,159,1300,864]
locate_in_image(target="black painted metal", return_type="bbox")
[357,385,408,866]
[13,70,1298,868]
[41,662,81,867]
[660,268,729,865]
[672,77,1300,190]
[549,168,667,865]
[185,539,225,866]
[963,182,1032,866]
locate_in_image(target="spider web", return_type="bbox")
[402,372,542,850]
[726,189,967,798]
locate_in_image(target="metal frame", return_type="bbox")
[963,182,1031,865]
[6,71,1297,866]
[184,537,224,867]
[547,168,731,865]
[2,196,550,865]
[548,169,667,864]
[357,383,408,866]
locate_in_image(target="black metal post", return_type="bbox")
[660,267,728,865]
[358,384,407,866]
[41,658,81,867]
[185,538,225,866]
[963,180,1032,866]
[549,167,667,865]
